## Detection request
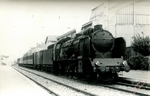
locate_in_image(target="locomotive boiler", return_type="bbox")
[53,24,130,82]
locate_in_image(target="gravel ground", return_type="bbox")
[15,66,140,96]
[119,70,150,83]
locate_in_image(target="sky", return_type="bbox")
[0,0,104,62]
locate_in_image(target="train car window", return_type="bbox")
[56,44,61,49]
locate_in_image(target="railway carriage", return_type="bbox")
[17,57,23,66]
[18,55,33,68]
[33,51,43,69]
[42,44,54,71]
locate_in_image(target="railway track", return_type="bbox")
[14,66,97,96]
[118,77,150,89]
[116,81,150,90]
[14,66,150,96]
[14,67,59,96]
[98,83,150,96]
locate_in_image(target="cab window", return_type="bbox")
[56,44,61,49]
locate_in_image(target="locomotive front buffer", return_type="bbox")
[89,57,130,83]
[91,58,130,73]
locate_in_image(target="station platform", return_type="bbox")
[0,65,51,96]
[119,70,150,86]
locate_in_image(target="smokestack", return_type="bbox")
[94,24,103,31]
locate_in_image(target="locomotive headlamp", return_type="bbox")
[95,61,100,66]
[122,60,130,72]
[122,61,128,66]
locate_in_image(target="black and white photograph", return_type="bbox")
[0,0,150,96]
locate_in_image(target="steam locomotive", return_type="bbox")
[17,24,130,83]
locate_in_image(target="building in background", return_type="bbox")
[90,0,150,47]
[20,0,150,59]
[23,35,58,58]
[0,55,9,65]
[56,29,76,41]
[45,35,57,49]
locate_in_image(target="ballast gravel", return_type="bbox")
[15,66,139,96]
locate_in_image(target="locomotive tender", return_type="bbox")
[17,24,130,82]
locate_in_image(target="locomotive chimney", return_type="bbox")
[94,24,103,31]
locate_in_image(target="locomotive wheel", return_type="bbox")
[107,75,115,84]
[52,62,59,75]
[113,73,118,82]
[60,63,66,75]
[106,73,118,84]
[65,65,69,77]
[91,72,102,82]
[77,60,84,79]
[97,73,102,82]
[58,63,62,75]
[65,63,74,78]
